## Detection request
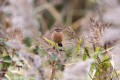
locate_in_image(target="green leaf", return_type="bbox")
[2,50,7,57]
[43,37,59,49]
[2,56,12,68]
[101,54,110,70]
[93,54,97,59]
[39,48,46,56]
[65,46,73,57]
[47,60,51,64]
[102,54,110,63]
[104,62,110,70]
[83,52,87,61]
[33,46,40,53]
[57,63,63,70]
[75,39,82,55]
[23,37,32,47]
[76,39,82,50]
[95,46,101,52]
[0,38,8,42]
[76,45,80,51]
[2,62,11,68]
[90,63,95,70]
[50,54,57,61]
[2,56,11,61]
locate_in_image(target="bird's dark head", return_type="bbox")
[55,28,62,32]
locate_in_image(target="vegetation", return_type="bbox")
[0,0,120,80]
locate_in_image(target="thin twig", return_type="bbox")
[50,61,56,80]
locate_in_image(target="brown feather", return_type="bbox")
[52,31,63,43]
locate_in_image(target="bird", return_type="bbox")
[52,27,63,47]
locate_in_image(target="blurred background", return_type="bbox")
[0,0,120,80]
[1,0,120,36]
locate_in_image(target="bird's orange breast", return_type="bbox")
[52,31,63,43]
